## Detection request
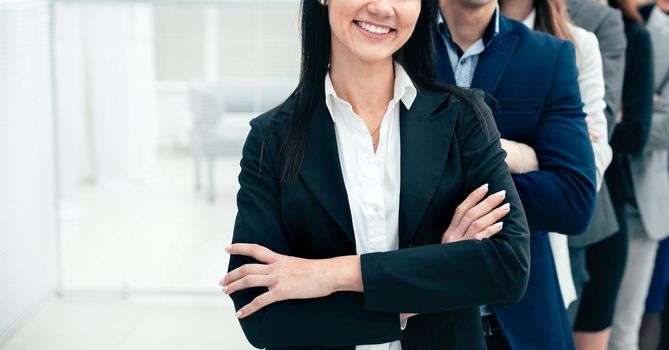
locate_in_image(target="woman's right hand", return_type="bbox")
[441,183,510,243]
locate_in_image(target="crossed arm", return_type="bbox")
[222,183,510,318]
[645,73,669,151]
[498,42,596,235]
[222,106,529,348]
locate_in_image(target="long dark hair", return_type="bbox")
[534,0,574,42]
[279,0,485,183]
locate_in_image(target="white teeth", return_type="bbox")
[357,21,391,35]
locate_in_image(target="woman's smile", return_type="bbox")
[328,0,419,64]
[353,20,396,40]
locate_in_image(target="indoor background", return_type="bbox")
[0,0,302,349]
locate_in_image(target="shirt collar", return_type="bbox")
[324,62,417,122]
[521,9,536,29]
[438,4,500,55]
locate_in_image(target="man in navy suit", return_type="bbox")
[436,0,597,348]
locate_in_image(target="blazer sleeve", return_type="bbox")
[610,27,654,155]
[360,96,530,314]
[595,9,627,134]
[510,41,597,235]
[646,67,669,151]
[228,118,402,349]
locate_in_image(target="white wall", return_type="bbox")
[153,2,300,150]
[0,0,57,342]
[55,3,158,194]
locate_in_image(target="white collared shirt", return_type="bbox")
[324,62,416,350]
[521,9,536,29]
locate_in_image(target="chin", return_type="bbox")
[348,44,398,64]
[458,0,496,8]
[356,52,395,64]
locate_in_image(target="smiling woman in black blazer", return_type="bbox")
[220,0,530,349]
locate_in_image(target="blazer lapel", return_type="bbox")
[298,89,458,245]
[299,98,356,244]
[470,17,519,97]
[399,89,455,244]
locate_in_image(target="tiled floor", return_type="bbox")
[1,152,257,349]
[59,153,243,292]
[0,295,254,350]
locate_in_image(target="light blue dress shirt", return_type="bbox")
[437,6,500,88]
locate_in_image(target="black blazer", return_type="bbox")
[606,18,654,206]
[228,88,530,350]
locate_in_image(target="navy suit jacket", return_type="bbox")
[436,15,596,349]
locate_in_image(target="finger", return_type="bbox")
[445,189,503,242]
[589,130,601,141]
[221,264,269,287]
[224,274,272,295]
[474,222,504,241]
[450,183,489,227]
[226,243,278,264]
[464,203,511,237]
[456,190,506,236]
[237,291,279,319]
[442,231,453,244]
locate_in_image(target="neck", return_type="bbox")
[500,0,533,22]
[329,48,394,123]
[440,0,498,51]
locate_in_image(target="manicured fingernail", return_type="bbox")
[479,183,489,192]
[495,222,504,229]
[502,203,510,211]
[496,190,506,198]
[236,311,243,318]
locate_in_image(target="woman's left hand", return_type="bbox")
[221,244,359,318]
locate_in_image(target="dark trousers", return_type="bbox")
[483,314,511,350]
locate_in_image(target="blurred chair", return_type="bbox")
[188,78,297,202]
[188,81,226,202]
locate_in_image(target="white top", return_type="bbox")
[569,23,611,189]
[522,11,611,308]
[324,62,416,350]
